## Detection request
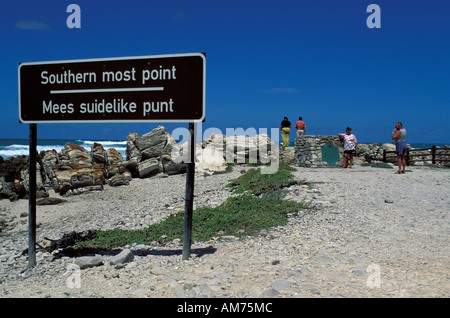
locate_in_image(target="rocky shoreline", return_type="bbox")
[0,162,449,298]
[0,126,276,202]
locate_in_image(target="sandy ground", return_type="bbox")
[0,164,449,298]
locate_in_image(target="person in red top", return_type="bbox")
[295,117,306,137]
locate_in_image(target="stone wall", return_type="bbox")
[294,135,343,167]
[293,135,450,168]
[279,147,295,165]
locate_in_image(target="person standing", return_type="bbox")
[338,127,358,168]
[295,116,306,137]
[280,116,291,147]
[392,122,407,174]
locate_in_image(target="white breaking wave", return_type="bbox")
[76,140,127,146]
[0,140,126,159]
[0,144,65,158]
[77,140,127,158]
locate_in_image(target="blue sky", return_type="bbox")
[1,0,449,143]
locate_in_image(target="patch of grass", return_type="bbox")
[74,195,306,250]
[192,195,305,238]
[69,162,307,251]
[225,162,297,195]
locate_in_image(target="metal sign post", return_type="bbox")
[28,124,37,268]
[182,122,196,260]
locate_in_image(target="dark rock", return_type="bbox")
[91,143,108,164]
[108,173,131,187]
[36,197,67,205]
[0,155,28,182]
[122,158,139,177]
[104,148,131,186]
[140,141,166,159]
[41,150,59,182]
[134,126,168,153]
[0,177,19,201]
[51,162,105,195]
[106,148,123,165]
[20,165,49,199]
[138,158,163,178]
[47,230,97,250]
[161,154,186,175]
[126,133,141,161]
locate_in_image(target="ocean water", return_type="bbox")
[0,139,127,160]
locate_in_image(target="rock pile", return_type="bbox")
[0,155,46,201]
[0,141,135,201]
[201,133,275,163]
[355,143,394,164]
[196,133,278,176]
[40,142,134,196]
[0,126,278,201]
[125,126,186,178]
[125,129,277,178]
[46,144,105,196]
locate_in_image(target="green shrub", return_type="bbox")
[71,162,307,250]
[226,162,297,195]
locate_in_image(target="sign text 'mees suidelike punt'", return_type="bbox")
[19,53,205,123]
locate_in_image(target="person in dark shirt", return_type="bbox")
[280,116,291,147]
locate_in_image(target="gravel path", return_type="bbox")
[0,165,448,298]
